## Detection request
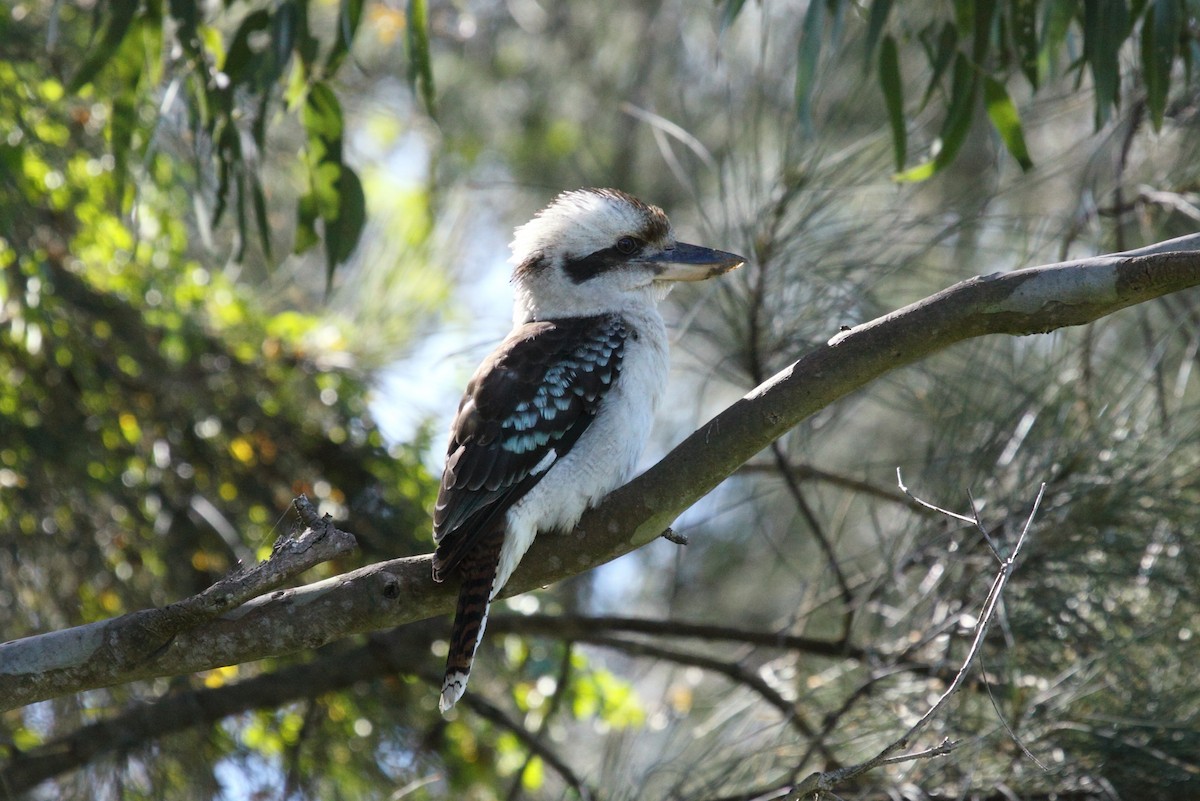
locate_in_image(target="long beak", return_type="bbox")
[642,242,746,282]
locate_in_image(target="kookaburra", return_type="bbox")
[432,188,744,712]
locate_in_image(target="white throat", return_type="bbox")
[511,274,674,324]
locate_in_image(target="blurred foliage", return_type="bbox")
[3,0,1200,799]
[723,0,1200,179]
[50,0,436,280]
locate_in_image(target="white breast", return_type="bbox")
[491,305,671,597]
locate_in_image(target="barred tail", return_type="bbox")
[439,533,503,713]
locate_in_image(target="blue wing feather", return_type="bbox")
[431,314,626,581]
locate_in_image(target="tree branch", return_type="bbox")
[3,235,1198,710]
[0,497,356,711]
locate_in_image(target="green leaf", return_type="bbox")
[101,14,152,205]
[721,0,750,31]
[983,75,1033,169]
[223,10,272,88]
[272,1,299,72]
[794,0,825,127]
[303,83,345,145]
[295,192,320,255]
[920,22,959,110]
[233,168,249,265]
[1083,0,1131,127]
[298,82,365,279]
[110,86,137,208]
[407,0,437,116]
[293,0,321,70]
[323,166,366,288]
[952,0,975,41]
[251,173,273,262]
[168,0,198,37]
[971,0,999,63]
[1010,0,1039,87]
[896,53,978,182]
[879,35,907,171]
[325,0,364,75]
[863,0,894,72]
[1039,0,1076,77]
[1141,0,1181,129]
[69,0,140,92]
[211,122,241,228]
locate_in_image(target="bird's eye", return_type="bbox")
[615,236,639,255]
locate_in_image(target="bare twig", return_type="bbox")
[737,460,930,513]
[786,483,1046,799]
[771,442,855,641]
[449,678,594,801]
[896,469,979,526]
[587,635,821,739]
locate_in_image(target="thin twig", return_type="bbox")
[771,441,855,641]
[447,677,594,801]
[585,635,826,746]
[738,461,930,513]
[787,483,1046,799]
[896,469,978,526]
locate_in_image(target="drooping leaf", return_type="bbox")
[298,82,365,279]
[69,0,139,92]
[863,0,894,72]
[110,85,138,209]
[103,14,152,206]
[1083,0,1131,127]
[983,75,1034,169]
[721,0,750,31]
[323,166,366,289]
[303,82,345,146]
[897,53,979,182]
[1039,0,1077,84]
[407,0,437,116]
[295,192,320,256]
[795,0,826,128]
[223,10,272,88]
[272,1,300,75]
[1141,0,1181,129]
[250,172,273,262]
[952,0,975,41]
[233,166,249,265]
[879,35,907,171]
[211,122,241,229]
[971,0,999,63]
[920,22,959,110]
[325,0,364,75]
[292,0,322,71]
[1010,0,1039,87]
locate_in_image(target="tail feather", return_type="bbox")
[439,529,503,713]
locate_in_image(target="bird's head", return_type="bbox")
[508,188,744,322]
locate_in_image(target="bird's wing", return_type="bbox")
[431,313,627,581]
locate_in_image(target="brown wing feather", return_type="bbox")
[431,314,626,581]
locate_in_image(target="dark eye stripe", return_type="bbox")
[563,248,622,283]
[563,240,643,283]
